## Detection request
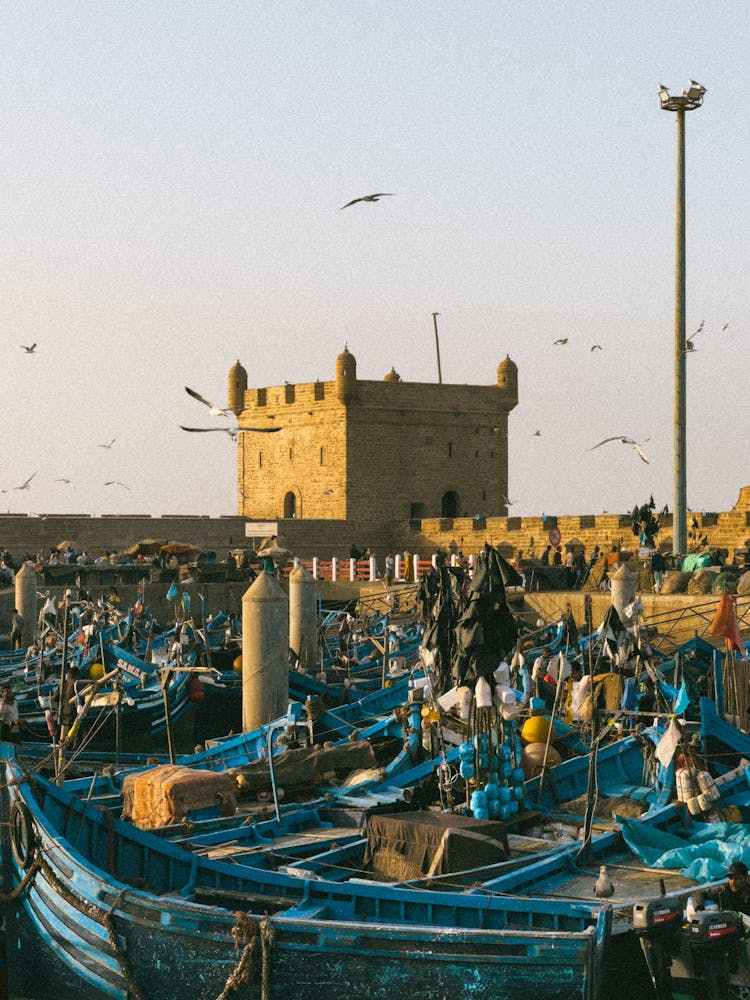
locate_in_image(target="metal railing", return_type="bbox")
[642,592,750,653]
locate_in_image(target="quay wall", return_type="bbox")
[2,579,741,655]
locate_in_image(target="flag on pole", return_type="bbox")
[655,717,682,767]
[673,680,691,716]
[709,592,745,657]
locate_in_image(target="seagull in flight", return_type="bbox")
[533,429,542,437]
[20,343,37,353]
[722,322,730,331]
[587,436,650,464]
[339,193,395,210]
[502,494,517,506]
[180,425,282,439]
[685,319,704,353]
[322,489,334,495]
[55,478,73,486]
[98,438,116,449]
[590,344,603,351]
[105,480,130,490]
[15,472,37,490]
[553,338,568,346]
[185,386,231,418]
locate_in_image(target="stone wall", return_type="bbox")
[346,381,511,523]
[0,514,247,562]
[412,489,750,561]
[236,366,516,525]
[0,483,747,578]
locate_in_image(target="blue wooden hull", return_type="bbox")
[0,746,605,1000]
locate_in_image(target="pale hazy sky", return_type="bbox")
[3,1,748,521]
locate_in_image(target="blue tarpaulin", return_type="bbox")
[618,816,750,881]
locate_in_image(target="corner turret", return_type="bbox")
[496,355,518,410]
[228,359,248,416]
[336,344,357,404]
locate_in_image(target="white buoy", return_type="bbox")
[241,571,289,733]
[14,561,37,647]
[289,563,318,669]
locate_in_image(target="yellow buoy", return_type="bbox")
[233,655,243,675]
[521,715,554,745]
[88,662,105,681]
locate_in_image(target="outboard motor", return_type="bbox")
[633,897,684,999]
[685,909,739,1000]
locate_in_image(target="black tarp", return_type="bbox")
[364,810,509,878]
[418,545,518,693]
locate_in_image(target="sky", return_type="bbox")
[2,1,748,522]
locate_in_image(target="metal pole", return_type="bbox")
[55,597,70,785]
[673,106,687,559]
[115,671,122,766]
[161,668,176,764]
[432,312,443,384]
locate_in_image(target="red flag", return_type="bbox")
[709,592,745,657]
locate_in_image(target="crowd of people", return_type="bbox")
[512,544,609,590]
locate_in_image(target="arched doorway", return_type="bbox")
[441,491,459,517]
[283,491,297,518]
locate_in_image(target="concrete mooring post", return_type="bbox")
[289,563,318,669]
[609,563,637,622]
[241,570,289,733]
[14,561,37,647]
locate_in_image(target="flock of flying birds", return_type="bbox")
[12,202,737,504]
[543,318,734,469]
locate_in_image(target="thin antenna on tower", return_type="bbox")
[432,312,443,384]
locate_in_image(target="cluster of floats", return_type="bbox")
[0,546,749,1000]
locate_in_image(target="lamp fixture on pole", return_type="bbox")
[658,80,706,558]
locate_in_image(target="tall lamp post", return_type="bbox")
[658,81,706,559]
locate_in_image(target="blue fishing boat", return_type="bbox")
[0,742,609,1000]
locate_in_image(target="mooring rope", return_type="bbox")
[215,912,259,1000]
[260,916,276,1000]
[214,913,275,1000]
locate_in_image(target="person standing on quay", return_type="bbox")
[651,549,666,592]
[10,609,24,650]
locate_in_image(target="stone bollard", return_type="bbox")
[289,563,318,669]
[609,563,638,622]
[14,561,38,647]
[241,570,289,733]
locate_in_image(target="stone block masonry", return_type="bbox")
[234,346,518,526]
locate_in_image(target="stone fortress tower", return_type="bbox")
[229,346,518,524]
